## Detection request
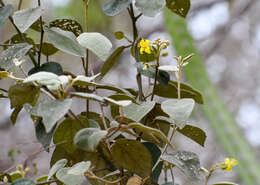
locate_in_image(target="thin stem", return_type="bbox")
[100,105,108,130]
[204,170,213,185]
[85,0,90,116]
[18,0,23,10]
[37,0,44,66]
[151,55,160,101]
[37,180,58,185]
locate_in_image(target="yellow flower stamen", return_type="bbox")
[138,39,151,54]
[221,158,238,172]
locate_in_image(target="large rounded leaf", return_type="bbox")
[11,179,36,185]
[111,139,152,178]
[74,128,107,152]
[161,151,200,179]
[13,7,42,33]
[135,0,166,17]
[103,0,131,16]
[77,32,112,61]
[161,98,195,128]
[48,159,68,180]
[45,27,85,57]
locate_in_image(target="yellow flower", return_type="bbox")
[138,39,151,54]
[221,158,238,172]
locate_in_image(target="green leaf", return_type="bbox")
[108,94,137,104]
[10,172,23,182]
[13,7,42,33]
[111,139,152,178]
[154,80,203,104]
[45,27,85,57]
[124,101,155,122]
[128,123,170,145]
[36,118,55,151]
[11,179,36,185]
[35,176,48,183]
[24,71,62,91]
[101,46,126,77]
[161,98,195,128]
[103,0,131,16]
[177,124,206,147]
[49,19,83,37]
[30,98,72,133]
[0,4,13,28]
[36,43,59,56]
[104,97,132,107]
[10,107,22,125]
[0,43,32,71]
[143,142,163,183]
[77,32,112,61]
[0,71,9,78]
[48,159,68,180]
[67,161,91,175]
[166,0,190,18]
[136,63,170,87]
[212,182,238,185]
[80,112,110,130]
[53,116,88,153]
[161,151,200,179]
[56,168,82,185]
[135,0,166,17]
[8,83,40,108]
[70,92,105,103]
[74,128,107,152]
[28,62,63,76]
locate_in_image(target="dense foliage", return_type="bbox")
[0,0,238,185]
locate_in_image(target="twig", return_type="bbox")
[37,179,58,185]
[18,0,23,10]
[85,171,126,184]
[37,0,44,66]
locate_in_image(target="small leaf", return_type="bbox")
[28,62,63,76]
[154,80,203,104]
[161,98,195,128]
[0,4,13,28]
[74,128,107,152]
[13,7,42,33]
[8,83,40,108]
[135,0,166,17]
[36,118,55,151]
[24,71,62,91]
[11,179,36,185]
[36,43,59,56]
[111,139,152,178]
[108,94,137,104]
[128,123,170,145]
[56,168,82,185]
[124,101,156,122]
[77,32,112,61]
[103,0,131,16]
[70,92,105,103]
[48,159,68,180]
[177,124,207,147]
[49,19,83,36]
[101,46,126,77]
[30,97,72,133]
[0,43,32,71]
[67,161,91,175]
[166,0,190,18]
[45,27,85,57]
[161,151,200,179]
